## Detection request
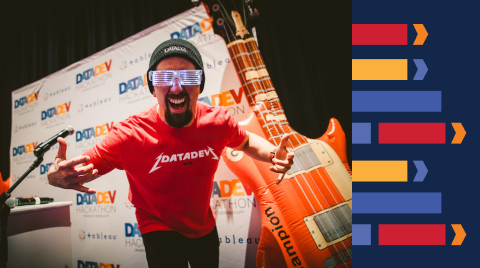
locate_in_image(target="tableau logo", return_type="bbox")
[118,73,151,103]
[77,60,112,84]
[41,101,71,120]
[170,18,212,40]
[76,122,114,142]
[12,142,38,157]
[14,91,39,109]
[76,190,117,217]
[77,260,120,268]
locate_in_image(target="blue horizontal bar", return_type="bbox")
[353,123,371,144]
[353,224,371,245]
[353,91,442,112]
[352,192,442,214]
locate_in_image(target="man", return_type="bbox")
[48,39,294,267]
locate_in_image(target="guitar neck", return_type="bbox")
[226,39,307,148]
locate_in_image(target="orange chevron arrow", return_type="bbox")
[451,224,466,245]
[413,24,428,45]
[451,123,466,144]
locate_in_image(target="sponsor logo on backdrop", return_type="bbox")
[125,222,144,252]
[40,101,71,129]
[13,122,36,133]
[204,57,231,69]
[75,121,114,150]
[170,18,217,47]
[76,190,117,217]
[149,147,219,174]
[43,86,71,101]
[125,199,134,209]
[210,179,257,215]
[198,87,246,117]
[11,141,38,164]
[78,229,117,241]
[76,59,113,91]
[39,162,52,184]
[219,234,260,245]
[77,97,113,113]
[118,73,151,104]
[77,260,120,268]
[13,91,39,115]
[118,53,151,71]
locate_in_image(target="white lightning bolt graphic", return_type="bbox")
[207,146,219,160]
[149,153,164,174]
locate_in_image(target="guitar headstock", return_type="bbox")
[193,0,258,41]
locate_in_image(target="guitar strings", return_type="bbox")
[216,3,351,266]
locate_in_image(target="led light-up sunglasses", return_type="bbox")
[149,70,202,86]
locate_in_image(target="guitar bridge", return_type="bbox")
[304,202,352,250]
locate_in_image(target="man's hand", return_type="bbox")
[47,137,99,194]
[270,134,295,184]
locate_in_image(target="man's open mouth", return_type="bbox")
[168,97,188,113]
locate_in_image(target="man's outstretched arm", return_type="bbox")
[234,131,294,183]
[47,137,100,194]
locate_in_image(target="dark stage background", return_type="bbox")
[0,1,351,183]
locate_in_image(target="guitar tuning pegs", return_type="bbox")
[250,8,259,19]
[191,0,200,7]
[245,0,254,6]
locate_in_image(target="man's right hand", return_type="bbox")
[47,137,99,194]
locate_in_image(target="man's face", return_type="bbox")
[153,57,201,128]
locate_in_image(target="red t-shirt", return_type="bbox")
[83,102,246,238]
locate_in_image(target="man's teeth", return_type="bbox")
[169,98,185,104]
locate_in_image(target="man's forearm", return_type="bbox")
[241,132,275,162]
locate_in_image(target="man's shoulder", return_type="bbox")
[197,101,230,122]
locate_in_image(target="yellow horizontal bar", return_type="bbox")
[352,59,408,80]
[353,161,408,182]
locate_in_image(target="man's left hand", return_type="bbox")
[270,134,295,184]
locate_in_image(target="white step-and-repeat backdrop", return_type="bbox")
[10,5,260,268]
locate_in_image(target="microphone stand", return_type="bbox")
[0,156,43,268]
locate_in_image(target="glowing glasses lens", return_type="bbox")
[149,70,202,86]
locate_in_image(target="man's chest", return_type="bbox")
[120,132,226,182]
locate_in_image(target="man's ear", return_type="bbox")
[152,90,156,97]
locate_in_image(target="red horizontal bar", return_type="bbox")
[352,24,408,45]
[379,123,445,144]
[379,224,445,245]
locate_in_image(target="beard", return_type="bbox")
[164,92,194,129]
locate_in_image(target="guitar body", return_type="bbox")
[223,112,352,268]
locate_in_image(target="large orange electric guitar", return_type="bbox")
[198,1,353,267]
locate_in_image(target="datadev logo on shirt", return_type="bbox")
[149,147,219,174]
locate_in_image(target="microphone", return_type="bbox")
[5,197,54,208]
[34,125,74,157]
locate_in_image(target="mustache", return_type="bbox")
[166,92,189,100]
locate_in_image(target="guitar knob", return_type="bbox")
[250,8,260,19]
[191,0,200,7]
